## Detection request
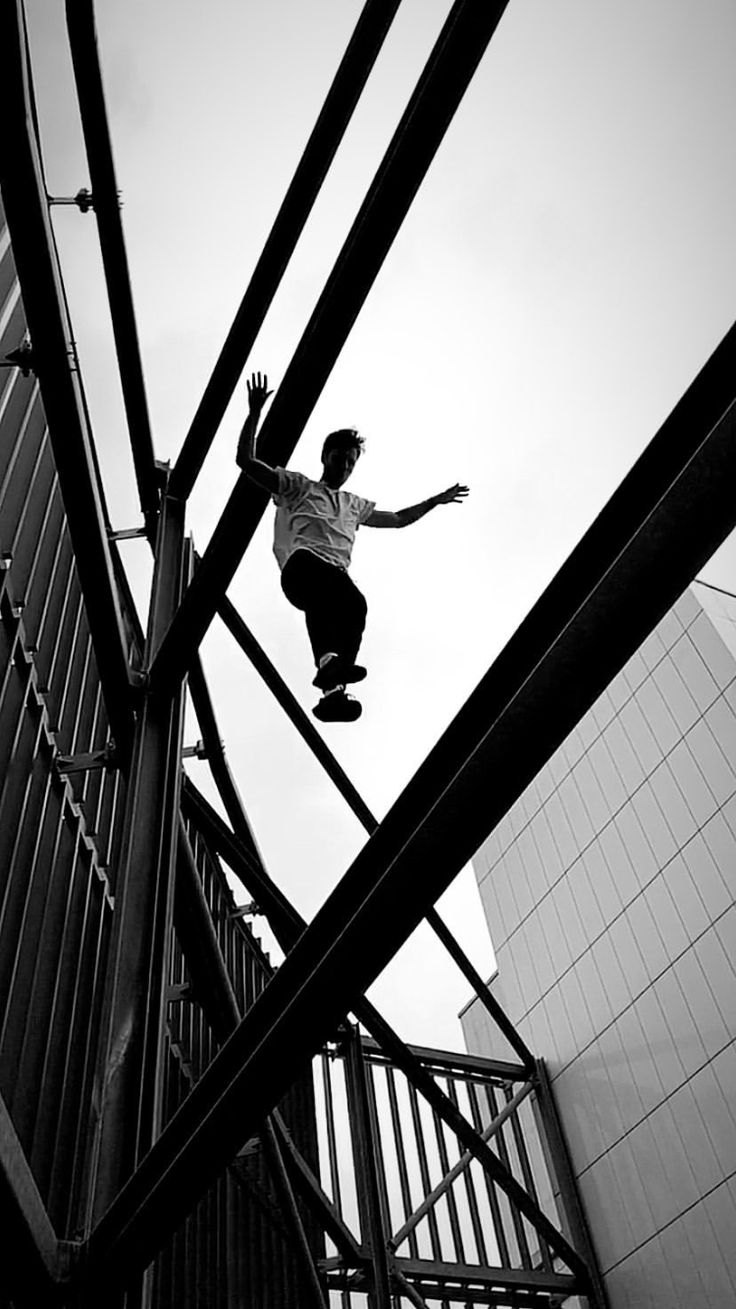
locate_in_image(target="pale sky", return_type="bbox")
[25,0,736,1049]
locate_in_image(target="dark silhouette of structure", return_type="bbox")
[1,1,735,1306]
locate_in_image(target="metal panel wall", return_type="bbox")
[0,197,126,1241]
[0,194,323,1307]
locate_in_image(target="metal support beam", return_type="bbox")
[217,596,533,1067]
[0,0,135,756]
[169,0,404,500]
[532,1060,610,1309]
[65,0,160,531]
[78,312,736,1291]
[261,1119,329,1309]
[86,499,189,1228]
[174,820,241,1045]
[392,1257,576,1301]
[0,1091,68,1306]
[344,1028,393,1309]
[274,1112,365,1268]
[216,598,377,831]
[149,0,511,693]
[425,908,534,1070]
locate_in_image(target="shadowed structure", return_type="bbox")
[2,1,734,1307]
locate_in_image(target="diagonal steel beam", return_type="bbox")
[65,0,160,531]
[149,0,511,694]
[260,1118,329,1309]
[274,1112,365,1269]
[169,0,404,501]
[0,1091,68,1306]
[0,0,135,755]
[217,596,535,1069]
[79,314,736,1291]
[105,775,587,1283]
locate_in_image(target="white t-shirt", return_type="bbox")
[272,468,376,572]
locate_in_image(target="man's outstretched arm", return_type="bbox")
[365,483,469,528]
[236,372,279,493]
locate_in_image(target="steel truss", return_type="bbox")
[3,0,736,1306]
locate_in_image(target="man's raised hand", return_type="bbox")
[435,483,469,505]
[247,371,273,414]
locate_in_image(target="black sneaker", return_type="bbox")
[342,664,367,685]
[312,689,362,723]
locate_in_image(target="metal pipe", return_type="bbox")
[64,0,159,530]
[149,0,511,693]
[390,1081,533,1253]
[0,0,134,754]
[169,0,404,501]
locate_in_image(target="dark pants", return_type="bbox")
[280,550,367,669]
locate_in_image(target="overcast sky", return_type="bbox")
[25,0,736,1049]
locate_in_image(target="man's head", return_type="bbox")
[321,428,364,488]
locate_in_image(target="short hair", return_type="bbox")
[321,428,365,462]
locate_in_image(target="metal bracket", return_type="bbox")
[47,187,95,212]
[229,901,259,919]
[109,526,147,542]
[1,341,35,376]
[56,741,118,775]
[181,740,207,760]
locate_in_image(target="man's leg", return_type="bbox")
[334,569,368,669]
[280,553,366,721]
[280,551,348,668]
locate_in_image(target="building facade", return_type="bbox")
[461,581,736,1308]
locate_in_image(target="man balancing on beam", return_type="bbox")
[237,372,469,724]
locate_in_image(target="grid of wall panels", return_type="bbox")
[461,584,736,1308]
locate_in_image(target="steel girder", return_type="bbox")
[77,315,736,1291]
[86,501,190,1227]
[217,594,535,1069]
[168,0,404,501]
[149,0,512,693]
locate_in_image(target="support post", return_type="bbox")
[532,1060,610,1309]
[86,497,189,1233]
[343,1027,393,1309]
